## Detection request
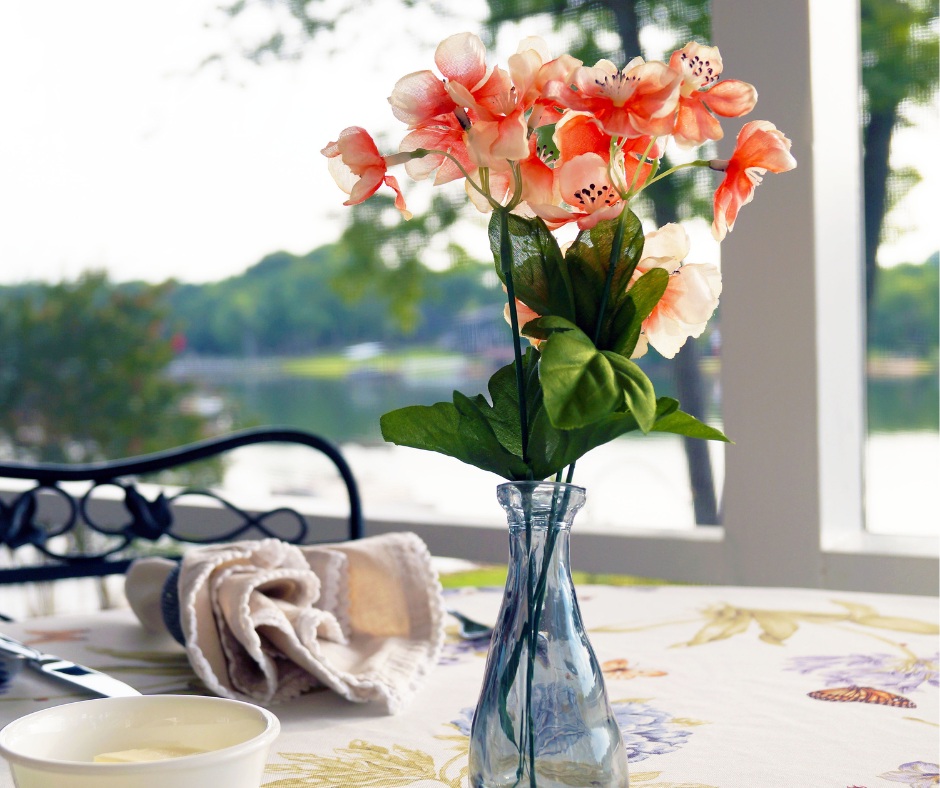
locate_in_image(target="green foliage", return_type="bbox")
[167,240,504,356]
[869,255,939,355]
[0,273,205,463]
[381,347,727,481]
[333,195,443,333]
[861,0,938,113]
[169,248,389,355]
[489,213,575,322]
[527,317,654,431]
[381,210,728,481]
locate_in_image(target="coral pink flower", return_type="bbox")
[389,33,489,127]
[711,120,797,241]
[669,42,757,148]
[391,33,535,186]
[436,32,490,97]
[554,112,612,164]
[468,134,557,215]
[466,108,530,168]
[554,112,661,192]
[509,38,582,127]
[530,152,623,230]
[517,134,557,207]
[552,58,681,139]
[321,127,411,219]
[388,70,456,128]
[630,224,721,359]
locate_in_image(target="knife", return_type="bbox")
[0,632,142,697]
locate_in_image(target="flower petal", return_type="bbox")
[704,79,758,118]
[435,32,489,89]
[389,71,454,127]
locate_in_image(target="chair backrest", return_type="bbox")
[0,427,362,585]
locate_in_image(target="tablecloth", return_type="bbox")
[2,583,937,787]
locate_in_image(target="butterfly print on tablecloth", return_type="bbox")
[807,685,915,708]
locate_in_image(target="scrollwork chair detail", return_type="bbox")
[0,427,362,585]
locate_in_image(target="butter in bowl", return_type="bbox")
[0,695,279,788]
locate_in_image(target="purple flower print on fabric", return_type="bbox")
[612,701,692,762]
[787,652,938,694]
[878,761,940,787]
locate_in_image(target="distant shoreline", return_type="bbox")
[169,351,939,382]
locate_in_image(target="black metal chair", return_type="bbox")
[0,427,363,587]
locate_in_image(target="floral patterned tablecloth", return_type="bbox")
[1,583,937,787]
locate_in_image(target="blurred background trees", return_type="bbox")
[0,273,205,462]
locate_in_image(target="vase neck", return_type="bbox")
[507,522,571,581]
[497,481,585,531]
[499,483,584,585]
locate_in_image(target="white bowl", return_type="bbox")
[0,695,279,788]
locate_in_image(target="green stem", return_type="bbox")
[498,206,531,474]
[633,159,710,195]
[593,207,630,346]
[624,135,661,196]
[410,147,503,210]
[525,518,537,787]
[523,483,572,784]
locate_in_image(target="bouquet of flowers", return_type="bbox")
[323,31,796,787]
[323,32,796,484]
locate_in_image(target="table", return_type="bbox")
[2,583,938,787]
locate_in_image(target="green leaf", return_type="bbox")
[566,255,606,339]
[380,398,530,479]
[602,351,657,433]
[484,346,543,458]
[609,267,669,358]
[655,397,681,419]
[536,318,622,429]
[489,211,576,322]
[652,398,731,442]
[563,210,645,346]
[535,316,658,432]
[380,348,547,481]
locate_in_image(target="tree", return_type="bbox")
[868,253,939,355]
[861,0,938,323]
[0,273,206,463]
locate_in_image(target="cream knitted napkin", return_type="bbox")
[125,532,445,713]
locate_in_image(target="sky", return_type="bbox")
[0,0,936,286]
[0,0,490,285]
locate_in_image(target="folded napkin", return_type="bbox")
[125,532,445,713]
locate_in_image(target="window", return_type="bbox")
[1,0,936,598]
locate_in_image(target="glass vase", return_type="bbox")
[468,481,629,787]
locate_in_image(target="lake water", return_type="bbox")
[183,362,938,539]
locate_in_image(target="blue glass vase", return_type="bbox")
[468,481,629,787]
